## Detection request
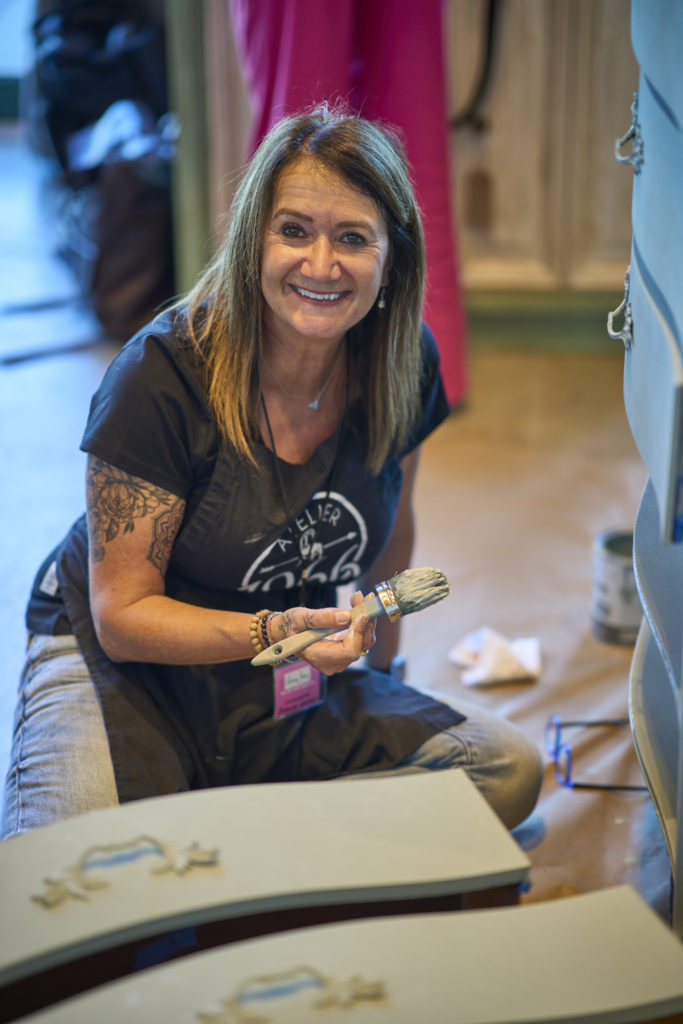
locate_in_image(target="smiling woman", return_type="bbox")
[1,106,542,839]
[258,159,391,463]
[261,159,390,355]
[184,106,428,476]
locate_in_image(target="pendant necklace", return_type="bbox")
[260,349,349,604]
[261,340,346,411]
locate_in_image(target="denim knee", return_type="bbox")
[1,634,118,838]
[397,703,543,830]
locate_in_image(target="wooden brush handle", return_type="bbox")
[251,594,385,666]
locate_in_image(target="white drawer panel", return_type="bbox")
[631,0,683,130]
[0,772,528,990]
[623,245,683,542]
[631,74,683,334]
[18,888,683,1024]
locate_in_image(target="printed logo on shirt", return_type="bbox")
[239,490,368,593]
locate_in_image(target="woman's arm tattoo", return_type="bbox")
[148,502,185,571]
[86,458,185,570]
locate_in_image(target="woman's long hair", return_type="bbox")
[179,105,426,474]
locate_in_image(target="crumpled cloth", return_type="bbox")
[448,627,541,685]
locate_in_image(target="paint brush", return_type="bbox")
[251,566,449,666]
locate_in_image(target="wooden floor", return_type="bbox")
[403,347,672,917]
[0,120,671,922]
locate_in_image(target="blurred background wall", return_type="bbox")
[1,0,638,348]
[175,0,637,293]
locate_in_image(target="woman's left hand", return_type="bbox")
[269,591,376,675]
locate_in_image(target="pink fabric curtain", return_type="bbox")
[229,0,468,406]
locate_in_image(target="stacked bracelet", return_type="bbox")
[263,611,279,648]
[249,609,270,654]
[250,609,301,665]
[260,611,273,650]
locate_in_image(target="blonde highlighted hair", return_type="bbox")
[178,105,427,474]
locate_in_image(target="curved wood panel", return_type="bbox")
[631,480,683,935]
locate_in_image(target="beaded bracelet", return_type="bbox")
[263,611,279,649]
[259,611,272,651]
[249,609,270,654]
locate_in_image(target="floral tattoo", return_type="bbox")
[86,458,184,571]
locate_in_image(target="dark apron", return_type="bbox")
[56,432,464,803]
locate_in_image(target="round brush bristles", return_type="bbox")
[389,567,450,616]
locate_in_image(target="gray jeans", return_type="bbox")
[1,634,543,838]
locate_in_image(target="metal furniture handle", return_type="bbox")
[615,93,643,173]
[607,267,632,349]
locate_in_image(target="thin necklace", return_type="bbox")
[260,349,349,603]
[261,340,346,411]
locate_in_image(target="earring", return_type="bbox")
[377,287,387,310]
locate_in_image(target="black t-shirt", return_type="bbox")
[27,312,449,631]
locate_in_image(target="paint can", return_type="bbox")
[590,530,642,645]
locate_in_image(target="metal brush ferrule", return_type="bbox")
[375,581,401,621]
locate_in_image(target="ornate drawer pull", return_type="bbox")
[195,966,386,1022]
[32,834,220,907]
[615,93,643,173]
[607,267,632,350]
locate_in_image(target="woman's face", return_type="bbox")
[261,158,390,350]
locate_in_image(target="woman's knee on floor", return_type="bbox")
[397,702,543,831]
[455,711,543,830]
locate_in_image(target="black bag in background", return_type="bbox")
[30,1,175,341]
[32,0,167,167]
[57,99,176,340]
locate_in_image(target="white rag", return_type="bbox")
[448,627,541,686]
